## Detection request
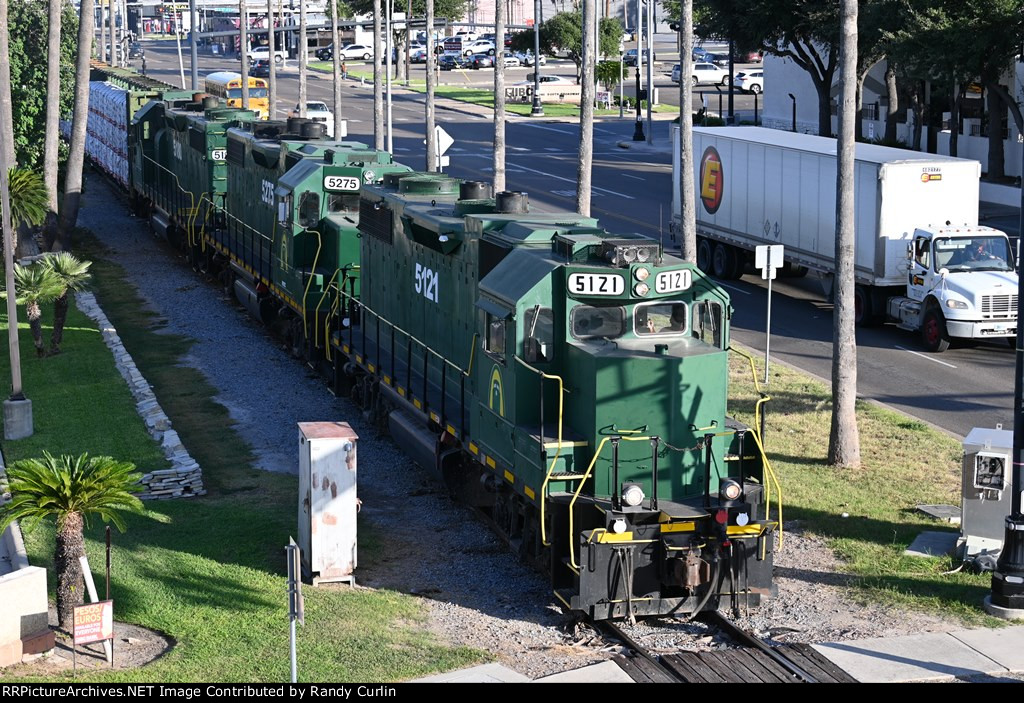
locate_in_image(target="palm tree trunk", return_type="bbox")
[55,512,85,629]
[57,0,96,250]
[828,0,860,469]
[27,303,45,357]
[575,0,595,217]
[0,0,18,171]
[331,0,343,139]
[267,0,276,120]
[677,0,696,263]
[51,293,69,353]
[373,0,384,150]
[492,0,506,192]
[298,0,307,117]
[43,0,62,250]
[424,0,435,170]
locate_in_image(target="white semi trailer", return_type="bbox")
[670,126,1018,352]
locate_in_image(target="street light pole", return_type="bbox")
[645,0,653,143]
[985,133,1024,620]
[632,0,644,141]
[189,0,198,89]
[530,0,543,117]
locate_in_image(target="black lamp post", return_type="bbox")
[788,92,796,132]
[530,0,543,117]
[985,131,1024,620]
[632,60,644,140]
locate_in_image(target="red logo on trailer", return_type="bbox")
[699,146,724,214]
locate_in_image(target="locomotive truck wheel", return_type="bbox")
[711,242,736,279]
[921,307,950,353]
[288,317,305,359]
[696,238,713,273]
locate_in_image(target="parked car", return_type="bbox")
[250,45,287,63]
[470,53,495,69]
[501,51,521,68]
[127,42,144,59]
[460,39,495,56]
[515,51,546,66]
[734,50,763,63]
[250,59,271,77]
[411,48,428,63]
[337,44,373,60]
[288,101,335,137]
[438,54,470,70]
[705,53,731,67]
[623,48,654,66]
[315,44,334,61]
[692,46,713,63]
[733,69,764,94]
[518,74,574,86]
[691,62,730,86]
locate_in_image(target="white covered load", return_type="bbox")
[671,126,983,286]
[86,81,130,188]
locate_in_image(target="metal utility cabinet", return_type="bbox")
[960,426,1013,565]
[297,422,358,585]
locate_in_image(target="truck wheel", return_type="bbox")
[921,308,951,353]
[696,238,713,273]
[711,242,736,279]
[854,286,877,327]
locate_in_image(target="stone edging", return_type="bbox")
[0,449,31,572]
[75,292,205,500]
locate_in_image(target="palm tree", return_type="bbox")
[42,252,91,354]
[43,0,63,246]
[4,168,49,232]
[57,0,95,249]
[10,262,62,357]
[0,453,144,629]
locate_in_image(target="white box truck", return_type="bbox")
[670,126,1018,352]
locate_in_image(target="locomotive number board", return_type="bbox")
[655,269,692,294]
[323,175,361,192]
[568,273,624,296]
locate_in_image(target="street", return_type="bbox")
[132,39,1016,440]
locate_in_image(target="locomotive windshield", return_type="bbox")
[635,301,688,336]
[570,305,625,339]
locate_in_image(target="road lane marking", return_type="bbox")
[478,157,635,199]
[895,345,957,368]
[717,282,751,295]
[516,123,575,135]
[622,174,644,181]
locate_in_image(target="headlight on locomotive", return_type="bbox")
[633,282,650,297]
[622,482,645,507]
[720,478,743,503]
[634,266,651,282]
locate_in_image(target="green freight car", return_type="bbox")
[336,176,778,621]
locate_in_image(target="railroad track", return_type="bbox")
[602,612,858,684]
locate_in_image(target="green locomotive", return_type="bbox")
[335,175,779,620]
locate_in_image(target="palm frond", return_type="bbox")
[3,168,50,229]
[8,262,64,306]
[42,252,92,294]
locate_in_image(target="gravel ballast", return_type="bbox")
[78,173,968,680]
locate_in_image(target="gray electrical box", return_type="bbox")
[298,422,359,586]
[959,426,1013,560]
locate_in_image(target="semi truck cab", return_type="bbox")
[890,226,1017,352]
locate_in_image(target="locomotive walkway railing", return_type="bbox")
[513,355,568,548]
[332,285,476,441]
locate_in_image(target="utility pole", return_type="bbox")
[385,0,393,152]
[645,0,652,143]
[298,0,307,116]
[674,2,695,262]
[268,0,277,119]
[241,0,250,110]
[425,0,436,169]
[530,0,543,117]
[101,0,108,63]
[331,0,343,137]
[189,0,199,89]
[576,0,595,216]
[404,0,411,87]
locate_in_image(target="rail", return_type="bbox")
[513,355,567,547]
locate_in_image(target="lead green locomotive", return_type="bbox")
[335,175,778,620]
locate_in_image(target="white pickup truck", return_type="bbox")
[249,46,287,64]
[670,126,1019,352]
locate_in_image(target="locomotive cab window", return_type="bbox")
[570,305,625,340]
[524,306,554,363]
[635,301,688,336]
[298,192,320,228]
[277,194,292,227]
[328,192,360,213]
[485,314,506,360]
[691,300,723,347]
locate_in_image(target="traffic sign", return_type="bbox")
[755,244,784,280]
[435,126,454,156]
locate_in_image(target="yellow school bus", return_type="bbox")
[204,71,270,119]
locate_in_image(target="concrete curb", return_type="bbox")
[0,449,30,572]
[75,292,205,500]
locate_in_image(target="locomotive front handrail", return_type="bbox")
[298,226,323,333]
[513,355,566,547]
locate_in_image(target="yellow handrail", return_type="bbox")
[513,356,565,547]
[298,226,323,332]
[729,345,783,550]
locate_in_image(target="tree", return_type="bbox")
[595,61,622,90]
[10,262,62,357]
[828,0,860,469]
[493,0,506,192]
[697,0,839,135]
[509,12,623,81]
[0,0,17,170]
[0,453,144,629]
[425,0,436,170]
[331,0,347,140]
[3,168,49,234]
[576,0,596,216]
[298,0,308,117]
[677,0,697,263]
[373,0,383,149]
[43,0,63,243]
[56,0,95,249]
[42,251,91,354]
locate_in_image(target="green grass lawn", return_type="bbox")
[728,350,996,624]
[1,232,484,681]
